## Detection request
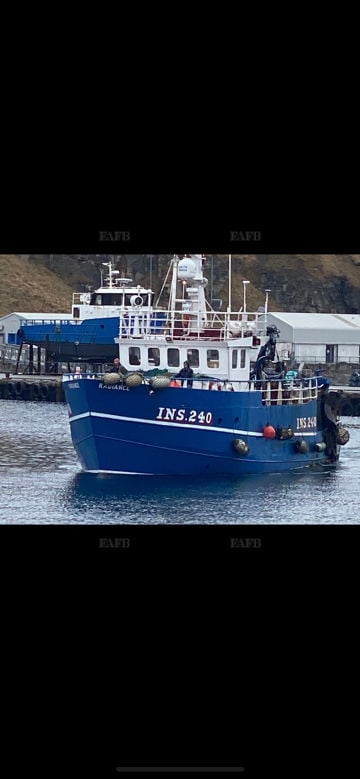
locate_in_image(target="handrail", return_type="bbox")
[65,373,322,405]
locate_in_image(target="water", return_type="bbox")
[0,399,359,523]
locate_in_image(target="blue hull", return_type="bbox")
[63,377,336,475]
[20,313,167,363]
[20,317,120,362]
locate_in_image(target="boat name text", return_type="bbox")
[99,383,130,391]
[296,416,317,429]
[156,407,213,424]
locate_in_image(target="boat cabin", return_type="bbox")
[71,262,156,320]
[117,337,257,381]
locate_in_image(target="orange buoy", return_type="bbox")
[263,424,276,439]
[169,379,180,387]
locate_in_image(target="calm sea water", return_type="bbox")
[0,399,359,523]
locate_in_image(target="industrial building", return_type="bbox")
[266,313,360,364]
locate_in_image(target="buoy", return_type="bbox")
[263,425,276,439]
[150,375,171,389]
[103,372,122,385]
[169,379,180,387]
[275,426,294,440]
[125,372,143,387]
[314,441,326,452]
[232,439,249,455]
[336,425,350,446]
[295,440,308,454]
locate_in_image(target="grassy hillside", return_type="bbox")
[0,255,73,317]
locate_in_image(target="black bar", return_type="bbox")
[115,770,245,774]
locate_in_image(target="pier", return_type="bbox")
[0,374,65,402]
[326,386,360,416]
[0,344,100,403]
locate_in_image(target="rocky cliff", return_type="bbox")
[0,253,359,318]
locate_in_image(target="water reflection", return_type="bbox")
[61,466,345,524]
[0,400,359,523]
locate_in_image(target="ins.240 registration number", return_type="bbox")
[156,407,213,424]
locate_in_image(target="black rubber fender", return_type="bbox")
[30,383,41,400]
[39,384,49,400]
[340,401,353,416]
[352,399,360,417]
[7,382,16,398]
[14,380,26,397]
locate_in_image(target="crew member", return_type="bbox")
[113,357,128,376]
[175,361,194,387]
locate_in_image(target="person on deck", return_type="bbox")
[175,361,194,387]
[113,357,127,376]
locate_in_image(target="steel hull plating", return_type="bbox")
[25,341,118,363]
[20,318,120,363]
[63,377,333,475]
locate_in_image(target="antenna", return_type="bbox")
[264,289,271,330]
[228,254,232,312]
[242,280,250,314]
[264,289,271,314]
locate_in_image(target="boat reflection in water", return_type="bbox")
[62,465,341,524]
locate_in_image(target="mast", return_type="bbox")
[243,280,250,318]
[264,288,271,331]
[228,254,232,313]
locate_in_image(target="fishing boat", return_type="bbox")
[17,260,164,364]
[62,254,350,475]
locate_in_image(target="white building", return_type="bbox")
[0,312,70,345]
[266,312,360,364]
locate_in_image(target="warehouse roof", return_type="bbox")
[269,313,360,329]
[266,312,360,344]
[0,312,71,321]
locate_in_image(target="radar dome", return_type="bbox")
[178,258,197,281]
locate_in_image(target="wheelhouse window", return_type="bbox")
[240,349,246,368]
[129,347,141,365]
[187,349,199,368]
[207,349,219,368]
[101,294,122,306]
[167,348,180,367]
[148,347,160,366]
[232,350,238,369]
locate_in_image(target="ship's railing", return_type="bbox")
[116,308,267,341]
[249,377,320,406]
[68,373,321,406]
[180,377,320,403]
[22,319,80,326]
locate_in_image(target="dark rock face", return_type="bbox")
[25,253,360,315]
